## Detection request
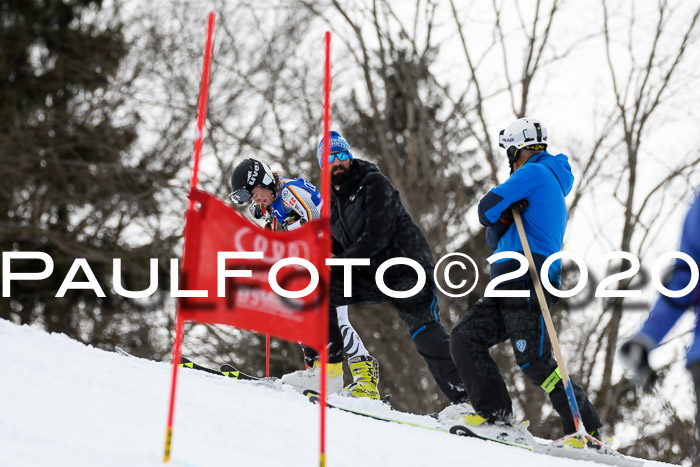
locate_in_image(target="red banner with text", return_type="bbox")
[178,189,330,350]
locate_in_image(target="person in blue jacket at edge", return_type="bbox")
[619,190,700,449]
[445,117,603,446]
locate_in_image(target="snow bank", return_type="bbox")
[0,319,673,466]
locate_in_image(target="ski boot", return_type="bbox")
[451,410,534,449]
[281,361,344,393]
[561,429,603,450]
[459,406,514,428]
[437,398,476,422]
[342,355,380,400]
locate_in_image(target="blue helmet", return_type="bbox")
[317,130,353,168]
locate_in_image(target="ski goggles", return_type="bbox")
[318,150,352,168]
[229,188,252,204]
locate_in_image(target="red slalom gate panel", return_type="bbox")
[179,189,331,350]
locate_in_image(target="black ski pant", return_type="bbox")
[303,266,467,402]
[450,281,602,434]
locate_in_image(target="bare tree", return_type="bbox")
[557,1,700,461]
[0,0,178,356]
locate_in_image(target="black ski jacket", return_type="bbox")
[330,159,435,280]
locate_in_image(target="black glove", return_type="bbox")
[619,334,657,390]
[501,199,529,222]
[493,199,529,232]
[248,203,264,219]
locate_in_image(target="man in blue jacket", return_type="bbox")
[619,190,700,447]
[448,118,602,440]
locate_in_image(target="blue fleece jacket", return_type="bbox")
[638,192,700,367]
[478,151,574,285]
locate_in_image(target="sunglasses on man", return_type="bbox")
[317,150,351,168]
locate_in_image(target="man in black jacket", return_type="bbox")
[285,131,467,404]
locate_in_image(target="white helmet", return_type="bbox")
[498,117,547,168]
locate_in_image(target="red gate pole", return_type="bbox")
[162,12,216,463]
[266,334,270,377]
[163,313,184,462]
[189,12,215,203]
[318,30,332,467]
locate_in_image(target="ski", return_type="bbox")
[448,423,534,451]
[217,363,392,403]
[118,348,240,380]
[219,363,262,381]
[305,389,639,465]
[180,357,281,388]
[117,348,248,382]
[450,424,641,465]
[115,346,135,358]
[304,389,533,450]
[179,357,240,378]
[535,437,643,467]
[305,389,532,449]
[304,390,450,435]
[217,364,392,401]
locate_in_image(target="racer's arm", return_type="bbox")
[281,185,322,231]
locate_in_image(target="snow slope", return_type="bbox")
[0,319,675,467]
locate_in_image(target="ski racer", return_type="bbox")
[283,130,467,405]
[619,189,700,448]
[448,118,603,443]
[229,158,380,399]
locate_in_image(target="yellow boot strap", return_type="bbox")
[541,367,562,393]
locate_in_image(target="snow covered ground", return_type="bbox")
[0,319,676,467]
